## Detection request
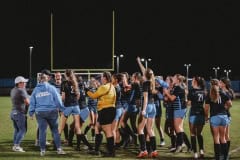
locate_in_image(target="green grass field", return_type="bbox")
[0,96,240,160]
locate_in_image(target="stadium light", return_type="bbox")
[141,58,152,68]
[224,69,231,79]
[29,46,34,90]
[212,67,220,78]
[114,54,124,73]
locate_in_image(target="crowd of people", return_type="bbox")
[10,57,235,159]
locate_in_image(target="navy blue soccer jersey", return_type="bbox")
[61,80,79,107]
[170,85,186,110]
[188,88,205,115]
[205,90,230,117]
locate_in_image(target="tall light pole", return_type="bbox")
[114,54,124,73]
[184,64,191,87]
[141,58,152,68]
[212,67,220,78]
[224,69,231,79]
[29,46,34,89]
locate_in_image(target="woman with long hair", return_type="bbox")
[187,76,206,159]
[219,77,235,158]
[204,79,232,160]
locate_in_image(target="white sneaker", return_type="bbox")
[175,146,183,153]
[35,140,39,146]
[13,146,25,152]
[57,148,66,155]
[83,145,88,150]
[45,141,51,146]
[199,149,204,158]
[194,152,198,159]
[40,150,45,156]
[160,141,166,147]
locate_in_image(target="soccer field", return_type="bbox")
[0,96,240,160]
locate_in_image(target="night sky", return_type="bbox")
[0,0,239,80]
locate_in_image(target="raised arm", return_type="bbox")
[136,57,146,75]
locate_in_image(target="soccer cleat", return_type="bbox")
[136,151,148,158]
[151,150,158,158]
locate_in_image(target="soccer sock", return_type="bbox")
[227,140,231,153]
[197,134,204,150]
[95,133,103,152]
[138,134,146,151]
[76,134,81,148]
[191,136,197,153]
[106,136,115,154]
[171,135,176,148]
[68,129,74,145]
[64,123,69,140]
[214,143,221,160]
[150,136,156,151]
[183,132,191,149]
[176,132,183,147]
[146,141,151,153]
[84,125,91,135]
[80,134,93,150]
[91,128,95,137]
[221,143,228,160]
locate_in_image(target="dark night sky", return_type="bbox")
[0,0,239,80]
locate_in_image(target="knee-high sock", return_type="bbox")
[68,129,74,145]
[227,140,231,153]
[221,143,228,160]
[95,133,103,152]
[84,125,91,135]
[176,132,183,147]
[197,134,204,150]
[80,134,93,150]
[150,136,156,151]
[171,135,176,148]
[214,143,221,160]
[91,128,95,137]
[183,132,191,149]
[77,134,81,148]
[146,141,151,153]
[138,134,146,152]
[106,136,115,154]
[64,123,69,140]
[191,136,197,153]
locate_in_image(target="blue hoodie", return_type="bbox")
[29,82,65,116]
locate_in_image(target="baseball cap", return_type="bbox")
[41,69,52,76]
[15,76,29,84]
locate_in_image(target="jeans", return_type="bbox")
[10,110,27,145]
[35,109,61,151]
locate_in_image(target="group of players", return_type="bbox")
[10,57,234,159]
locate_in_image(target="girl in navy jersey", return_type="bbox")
[163,74,188,153]
[58,69,83,150]
[204,79,232,160]
[136,68,158,158]
[219,77,235,158]
[187,76,206,159]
